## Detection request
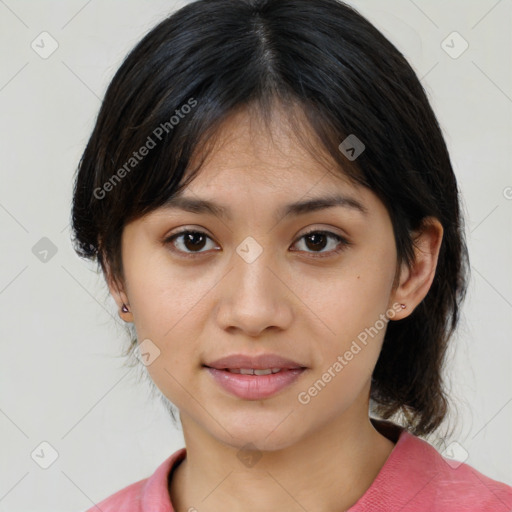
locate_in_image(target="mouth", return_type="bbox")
[207,367,296,375]
[203,365,308,400]
[204,352,306,371]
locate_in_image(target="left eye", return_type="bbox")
[164,229,350,258]
[291,230,350,257]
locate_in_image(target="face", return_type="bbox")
[112,107,404,452]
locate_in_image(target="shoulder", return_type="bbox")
[430,443,512,511]
[351,422,512,512]
[83,448,186,512]
[393,431,512,511]
[84,477,147,512]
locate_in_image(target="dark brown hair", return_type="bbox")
[71,0,470,436]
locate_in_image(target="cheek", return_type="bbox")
[296,347,379,420]
[347,244,397,316]
[306,249,395,378]
[297,299,389,413]
[122,254,208,388]
[134,308,202,411]
[310,253,395,331]
[123,246,201,336]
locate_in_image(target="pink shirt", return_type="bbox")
[85,423,512,511]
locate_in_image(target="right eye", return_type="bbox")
[164,230,219,258]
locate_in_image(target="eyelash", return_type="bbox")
[163,228,351,260]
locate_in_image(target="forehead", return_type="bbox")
[149,104,392,228]
[185,103,361,194]
[136,103,393,233]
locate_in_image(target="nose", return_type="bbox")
[214,245,293,337]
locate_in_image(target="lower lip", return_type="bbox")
[205,367,306,400]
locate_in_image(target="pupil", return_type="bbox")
[185,232,205,251]
[306,233,326,251]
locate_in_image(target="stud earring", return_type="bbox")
[400,303,406,309]
[121,303,129,313]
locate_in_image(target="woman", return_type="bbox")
[72,0,512,510]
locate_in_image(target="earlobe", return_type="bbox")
[389,217,444,320]
[104,261,134,323]
[114,287,134,323]
[118,302,134,322]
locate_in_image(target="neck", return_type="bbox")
[169,403,396,512]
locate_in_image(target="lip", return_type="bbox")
[203,353,308,400]
[204,353,306,370]
[205,367,307,400]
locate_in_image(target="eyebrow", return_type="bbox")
[162,193,368,221]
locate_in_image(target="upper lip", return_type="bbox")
[204,353,306,370]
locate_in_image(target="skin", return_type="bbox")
[107,105,443,512]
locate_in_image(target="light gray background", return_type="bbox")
[0,1,511,511]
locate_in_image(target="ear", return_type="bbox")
[388,216,444,320]
[104,260,134,323]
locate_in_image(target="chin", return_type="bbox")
[211,412,305,453]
